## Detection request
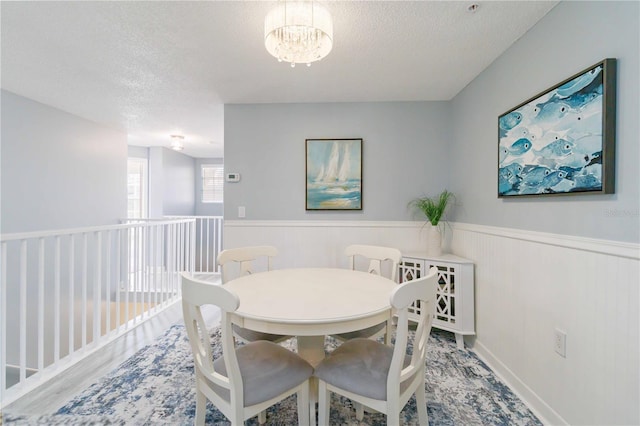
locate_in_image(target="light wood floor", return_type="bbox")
[5,300,221,416]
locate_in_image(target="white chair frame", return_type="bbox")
[181,273,311,426]
[345,244,402,282]
[333,244,403,344]
[217,245,278,284]
[217,246,291,345]
[317,267,438,426]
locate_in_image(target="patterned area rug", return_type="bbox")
[5,325,541,425]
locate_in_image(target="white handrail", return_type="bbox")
[0,218,197,407]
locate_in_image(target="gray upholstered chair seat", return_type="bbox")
[213,340,313,406]
[314,338,411,401]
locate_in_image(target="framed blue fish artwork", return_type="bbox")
[498,58,617,197]
[306,138,363,210]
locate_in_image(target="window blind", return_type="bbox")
[202,164,224,203]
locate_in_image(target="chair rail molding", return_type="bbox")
[451,222,639,260]
[224,220,425,229]
[225,219,639,260]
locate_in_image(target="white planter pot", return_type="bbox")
[427,224,443,256]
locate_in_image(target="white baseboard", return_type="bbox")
[471,341,568,426]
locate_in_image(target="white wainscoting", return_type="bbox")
[223,220,639,426]
[450,223,639,426]
[224,220,433,269]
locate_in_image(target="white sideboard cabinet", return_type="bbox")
[398,253,475,349]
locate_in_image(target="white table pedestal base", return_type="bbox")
[297,335,326,367]
[297,335,325,425]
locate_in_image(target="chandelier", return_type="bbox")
[264,1,333,67]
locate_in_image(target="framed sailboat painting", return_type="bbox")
[306,138,362,210]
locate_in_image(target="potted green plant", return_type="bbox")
[408,190,454,256]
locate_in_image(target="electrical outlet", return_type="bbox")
[554,328,566,357]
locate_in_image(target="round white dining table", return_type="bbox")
[224,267,397,367]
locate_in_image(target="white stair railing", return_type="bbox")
[0,218,195,407]
[130,216,223,275]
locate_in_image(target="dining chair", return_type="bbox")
[315,267,438,426]
[181,272,313,426]
[331,244,402,344]
[217,246,291,344]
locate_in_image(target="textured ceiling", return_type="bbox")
[1,1,558,158]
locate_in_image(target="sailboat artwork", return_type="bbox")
[306,139,362,210]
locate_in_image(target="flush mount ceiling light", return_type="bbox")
[170,135,184,151]
[264,1,333,68]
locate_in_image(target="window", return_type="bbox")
[127,158,148,218]
[202,164,224,203]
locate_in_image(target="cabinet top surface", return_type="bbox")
[401,252,473,264]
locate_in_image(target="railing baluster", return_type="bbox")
[82,233,88,349]
[19,240,27,383]
[152,224,158,313]
[141,225,146,316]
[206,218,210,272]
[216,218,222,272]
[198,218,203,273]
[133,225,139,322]
[178,222,182,291]
[140,225,145,319]
[38,238,45,371]
[173,223,178,294]
[94,231,102,344]
[144,224,149,318]
[1,242,8,396]
[161,223,166,307]
[116,229,121,333]
[54,236,61,363]
[189,221,193,273]
[170,223,175,296]
[106,231,111,334]
[68,236,75,356]
[125,228,130,329]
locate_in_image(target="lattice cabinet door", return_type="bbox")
[398,253,475,349]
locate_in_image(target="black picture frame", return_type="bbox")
[498,58,616,197]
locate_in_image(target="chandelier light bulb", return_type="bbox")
[264,1,333,67]
[170,135,185,151]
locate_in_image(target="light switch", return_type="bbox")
[238,206,246,218]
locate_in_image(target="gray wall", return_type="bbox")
[161,148,196,216]
[224,102,451,220]
[128,145,148,158]
[148,147,164,218]
[1,90,127,233]
[224,3,639,244]
[129,147,218,217]
[195,158,224,216]
[145,146,197,217]
[449,1,639,243]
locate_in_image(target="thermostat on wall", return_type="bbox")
[226,173,241,182]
